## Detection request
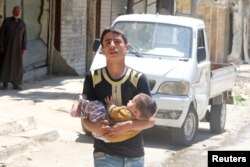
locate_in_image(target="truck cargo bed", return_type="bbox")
[210,63,237,98]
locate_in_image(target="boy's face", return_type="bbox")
[127,95,141,119]
[101,32,128,64]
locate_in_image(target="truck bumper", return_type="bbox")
[152,94,192,128]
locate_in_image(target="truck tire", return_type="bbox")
[171,105,198,146]
[209,102,226,134]
[81,119,92,136]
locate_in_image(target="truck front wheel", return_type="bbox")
[171,105,198,146]
[209,102,226,133]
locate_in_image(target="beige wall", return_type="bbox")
[60,0,88,75]
[176,0,249,64]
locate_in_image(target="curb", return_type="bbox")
[12,126,60,143]
[0,136,37,161]
[0,116,36,135]
[0,116,59,162]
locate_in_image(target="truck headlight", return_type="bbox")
[156,109,182,119]
[158,81,190,96]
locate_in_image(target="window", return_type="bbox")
[197,30,205,48]
[197,29,207,62]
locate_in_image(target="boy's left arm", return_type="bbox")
[102,116,155,138]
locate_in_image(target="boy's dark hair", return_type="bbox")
[136,93,157,120]
[100,27,128,47]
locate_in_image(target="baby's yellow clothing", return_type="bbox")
[102,104,140,143]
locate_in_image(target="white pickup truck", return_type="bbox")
[89,14,237,146]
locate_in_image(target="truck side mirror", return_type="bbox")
[197,47,206,63]
[93,39,101,52]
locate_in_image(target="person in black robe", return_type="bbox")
[0,6,27,90]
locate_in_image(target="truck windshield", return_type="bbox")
[114,21,192,58]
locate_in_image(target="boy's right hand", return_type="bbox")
[104,96,115,105]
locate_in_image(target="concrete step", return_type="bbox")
[0,116,36,135]
[0,116,59,162]
[0,136,37,161]
[0,127,59,162]
[11,126,59,143]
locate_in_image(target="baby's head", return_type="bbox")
[127,93,157,120]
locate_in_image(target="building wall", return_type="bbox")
[196,3,230,63]
[23,0,48,72]
[133,0,146,14]
[100,0,112,33]
[244,0,250,63]
[111,0,127,20]
[176,0,191,15]
[227,0,245,63]
[60,0,87,75]
[133,0,157,14]
[147,0,157,14]
[176,0,250,64]
[100,0,127,34]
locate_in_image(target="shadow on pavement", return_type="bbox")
[0,76,83,102]
[143,126,181,151]
[74,125,223,152]
[143,125,220,151]
[75,132,94,144]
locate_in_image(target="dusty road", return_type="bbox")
[0,71,249,167]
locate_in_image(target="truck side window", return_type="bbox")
[197,30,206,63]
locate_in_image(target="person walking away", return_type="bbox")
[82,27,155,167]
[0,6,27,90]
